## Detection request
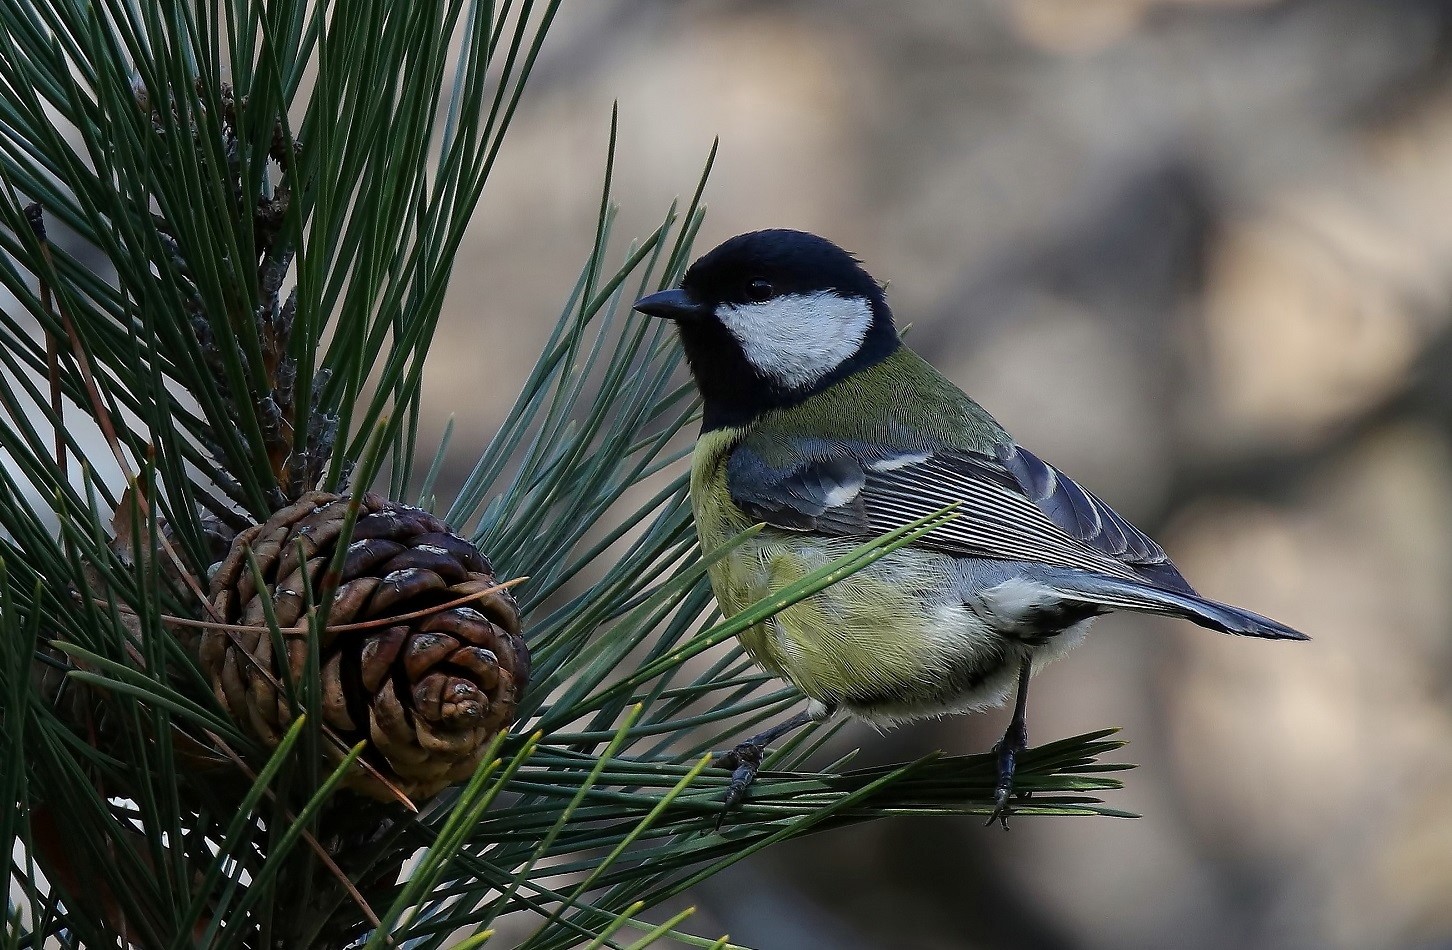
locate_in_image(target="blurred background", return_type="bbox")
[426,1,1452,948]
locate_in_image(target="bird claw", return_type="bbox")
[986,721,1029,829]
[988,785,1014,829]
[987,777,1033,828]
[713,741,766,828]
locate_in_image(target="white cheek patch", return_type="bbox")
[715,292,874,389]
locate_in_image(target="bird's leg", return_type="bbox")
[989,657,1033,829]
[714,702,834,817]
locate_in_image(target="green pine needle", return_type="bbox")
[0,2,1133,948]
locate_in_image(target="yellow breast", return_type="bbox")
[689,429,966,707]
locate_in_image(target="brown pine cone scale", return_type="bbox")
[199,491,528,802]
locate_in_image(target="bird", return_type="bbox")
[631,228,1307,826]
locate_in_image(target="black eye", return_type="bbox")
[746,278,773,302]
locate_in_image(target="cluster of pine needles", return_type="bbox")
[0,1,1130,947]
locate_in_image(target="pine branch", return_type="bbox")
[0,2,1133,949]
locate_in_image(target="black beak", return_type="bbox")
[632,288,706,321]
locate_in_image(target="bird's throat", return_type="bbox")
[678,320,900,433]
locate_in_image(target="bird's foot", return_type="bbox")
[708,707,828,829]
[987,718,1029,829]
[712,741,767,823]
[710,741,769,828]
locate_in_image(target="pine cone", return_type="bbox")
[197,491,528,802]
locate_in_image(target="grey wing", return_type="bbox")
[727,440,1195,592]
[996,444,1194,593]
[729,453,868,532]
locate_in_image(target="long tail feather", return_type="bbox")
[1053,575,1308,640]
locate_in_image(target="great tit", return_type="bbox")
[633,229,1306,825]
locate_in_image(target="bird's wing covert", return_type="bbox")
[727,439,1194,592]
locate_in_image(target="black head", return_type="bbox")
[633,229,898,430]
